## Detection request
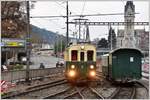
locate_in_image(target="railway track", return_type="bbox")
[135,81,149,91]
[42,86,75,99]
[64,87,85,99]
[109,86,136,99]
[63,86,104,99]
[88,87,105,99]
[2,78,67,99]
[135,81,149,98]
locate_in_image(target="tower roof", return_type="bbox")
[125,1,135,12]
[85,25,90,42]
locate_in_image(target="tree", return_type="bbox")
[54,36,66,54]
[1,1,36,38]
[108,27,117,49]
[97,38,108,48]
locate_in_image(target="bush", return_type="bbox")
[13,64,23,70]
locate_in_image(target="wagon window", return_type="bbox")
[80,52,84,61]
[71,50,77,61]
[87,50,93,61]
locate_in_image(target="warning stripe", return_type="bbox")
[1,80,6,86]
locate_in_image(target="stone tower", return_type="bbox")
[122,1,136,48]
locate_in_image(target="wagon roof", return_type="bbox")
[110,47,142,54]
[68,43,95,48]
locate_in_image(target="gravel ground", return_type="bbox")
[136,88,148,99]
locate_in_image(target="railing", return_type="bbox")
[1,67,64,82]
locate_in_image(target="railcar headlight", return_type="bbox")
[68,70,76,77]
[71,65,75,69]
[90,71,96,77]
[90,65,94,69]
[81,46,84,50]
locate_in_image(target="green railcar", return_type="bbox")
[64,43,97,82]
[102,48,142,82]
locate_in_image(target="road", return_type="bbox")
[27,53,64,69]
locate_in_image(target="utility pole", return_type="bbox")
[66,1,69,46]
[79,20,81,40]
[110,25,112,50]
[57,35,59,57]
[60,36,62,55]
[26,1,31,84]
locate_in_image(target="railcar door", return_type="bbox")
[80,52,87,77]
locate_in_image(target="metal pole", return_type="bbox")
[109,24,112,50]
[5,51,8,65]
[26,1,31,83]
[79,20,81,40]
[66,1,69,46]
[61,36,62,54]
[57,36,58,57]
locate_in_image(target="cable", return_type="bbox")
[54,1,77,15]
[81,0,86,16]
[30,12,139,18]
[31,18,62,29]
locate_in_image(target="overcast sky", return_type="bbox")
[30,1,149,40]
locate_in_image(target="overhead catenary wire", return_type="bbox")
[30,13,140,18]
[81,0,86,16]
[31,18,63,29]
[54,1,77,15]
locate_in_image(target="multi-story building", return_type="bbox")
[117,29,149,51]
[138,31,149,51]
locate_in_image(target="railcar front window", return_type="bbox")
[87,50,93,61]
[71,50,77,61]
[80,52,84,61]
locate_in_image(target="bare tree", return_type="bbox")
[1,1,35,38]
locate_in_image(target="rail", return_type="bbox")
[1,67,64,82]
[2,78,67,99]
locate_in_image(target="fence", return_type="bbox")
[1,67,64,82]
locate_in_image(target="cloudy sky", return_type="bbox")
[30,1,149,40]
